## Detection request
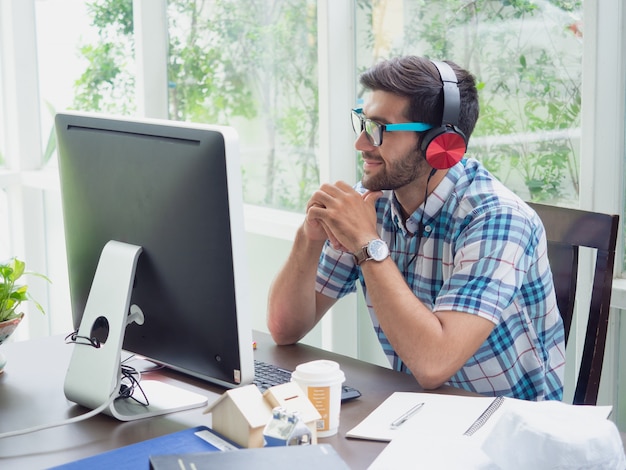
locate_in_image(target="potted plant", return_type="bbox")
[0,257,50,371]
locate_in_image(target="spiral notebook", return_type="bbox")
[346,392,494,442]
[360,392,616,469]
[346,392,612,443]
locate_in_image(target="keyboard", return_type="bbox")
[253,360,361,402]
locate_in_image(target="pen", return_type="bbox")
[390,402,425,429]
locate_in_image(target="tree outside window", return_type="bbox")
[72,0,319,211]
[73,0,582,210]
[355,0,583,206]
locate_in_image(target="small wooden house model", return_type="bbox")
[204,382,320,448]
[263,382,321,442]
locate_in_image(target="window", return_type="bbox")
[63,0,320,212]
[0,30,6,260]
[1,0,623,351]
[35,0,100,167]
[68,1,135,115]
[0,190,8,261]
[165,0,319,211]
[0,44,5,171]
[355,0,583,207]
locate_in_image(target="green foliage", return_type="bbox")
[73,0,135,113]
[73,0,583,209]
[0,258,50,323]
[74,0,319,210]
[365,0,583,204]
[167,0,319,208]
[88,0,133,35]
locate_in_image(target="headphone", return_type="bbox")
[420,60,468,169]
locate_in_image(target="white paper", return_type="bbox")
[369,432,499,470]
[346,392,496,442]
[359,392,615,469]
[348,392,612,443]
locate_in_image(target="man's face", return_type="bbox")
[355,90,431,191]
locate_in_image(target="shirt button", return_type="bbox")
[424,225,432,233]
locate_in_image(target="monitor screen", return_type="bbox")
[55,111,254,390]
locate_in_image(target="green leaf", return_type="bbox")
[10,258,25,281]
[0,258,50,322]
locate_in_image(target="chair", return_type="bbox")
[528,202,620,405]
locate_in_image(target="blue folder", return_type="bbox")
[49,425,238,470]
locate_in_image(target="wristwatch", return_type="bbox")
[353,239,389,265]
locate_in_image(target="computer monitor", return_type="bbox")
[55,111,254,418]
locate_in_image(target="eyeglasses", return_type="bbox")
[351,108,433,147]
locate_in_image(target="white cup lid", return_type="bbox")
[292,359,345,383]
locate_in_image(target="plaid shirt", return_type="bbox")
[316,158,565,401]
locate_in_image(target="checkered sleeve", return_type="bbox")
[434,203,564,400]
[315,241,359,299]
[435,204,539,323]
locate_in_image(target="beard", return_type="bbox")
[361,147,431,191]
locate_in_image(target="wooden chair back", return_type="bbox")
[528,202,619,405]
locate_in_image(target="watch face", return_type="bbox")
[368,239,389,261]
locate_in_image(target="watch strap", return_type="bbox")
[353,239,389,265]
[353,246,369,266]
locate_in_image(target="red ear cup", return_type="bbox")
[422,125,467,169]
[424,60,467,169]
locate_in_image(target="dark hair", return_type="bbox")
[359,56,479,139]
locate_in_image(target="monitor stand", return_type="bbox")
[63,240,208,421]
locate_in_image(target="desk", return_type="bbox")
[0,331,463,469]
[0,333,623,469]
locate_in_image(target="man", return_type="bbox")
[267,56,565,401]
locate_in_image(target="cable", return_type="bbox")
[118,363,149,406]
[0,392,117,439]
[0,348,154,439]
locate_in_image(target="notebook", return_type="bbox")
[346,391,612,442]
[360,392,618,470]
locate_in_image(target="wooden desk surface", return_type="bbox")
[1,333,623,469]
[0,331,461,469]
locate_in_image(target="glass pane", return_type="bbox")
[0,189,9,261]
[0,44,4,170]
[35,0,103,166]
[166,0,319,211]
[355,0,583,207]
[61,0,136,117]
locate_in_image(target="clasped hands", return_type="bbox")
[304,181,382,253]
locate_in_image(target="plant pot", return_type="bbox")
[0,313,24,373]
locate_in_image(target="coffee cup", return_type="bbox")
[291,359,345,437]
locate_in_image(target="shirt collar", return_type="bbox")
[389,160,465,234]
